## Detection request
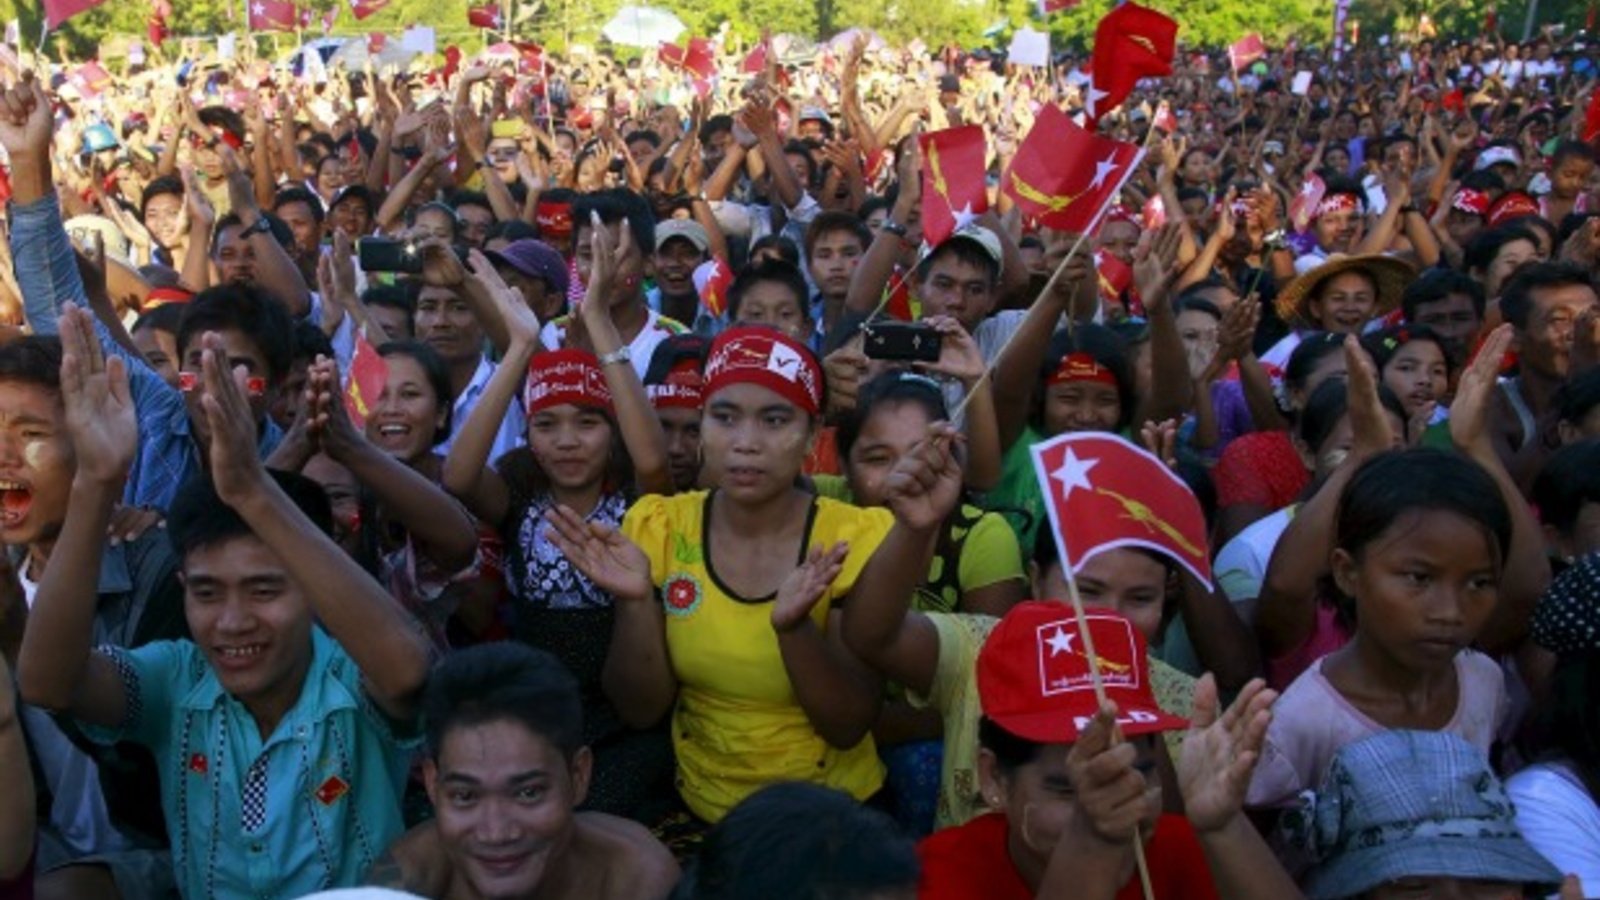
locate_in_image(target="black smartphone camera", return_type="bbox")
[357,237,467,274]
[863,321,943,363]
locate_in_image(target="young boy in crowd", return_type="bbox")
[367,643,679,899]
[18,306,432,898]
[727,259,815,345]
[804,212,871,341]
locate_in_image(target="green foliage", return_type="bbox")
[8,0,1585,64]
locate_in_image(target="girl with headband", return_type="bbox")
[548,323,949,840]
[441,216,676,819]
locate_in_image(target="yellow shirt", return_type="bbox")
[623,491,892,822]
[910,612,1196,830]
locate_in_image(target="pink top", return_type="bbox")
[1246,649,1508,809]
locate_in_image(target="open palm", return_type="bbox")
[58,306,137,487]
[544,505,654,604]
[1177,676,1277,833]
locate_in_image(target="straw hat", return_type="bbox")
[1275,253,1416,326]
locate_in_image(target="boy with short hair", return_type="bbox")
[18,306,432,898]
[368,643,679,899]
[728,259,814,345]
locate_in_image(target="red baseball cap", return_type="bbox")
[977,603,1188,744]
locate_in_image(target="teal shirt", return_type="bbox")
[85,628,419,899]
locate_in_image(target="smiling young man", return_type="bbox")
[368,643,679,899]
[18,307,432,898]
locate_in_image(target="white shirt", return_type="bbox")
[1507,760,1600,898]
[436,355,527,465]
[539,306,687,381]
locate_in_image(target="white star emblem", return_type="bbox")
[1051,448,1098,503]
[1045,626,1076,656]
[1087,152,1121,191]
[953,203,978,233]
[1084,81,1109,118]
[1301,180,1319,198]
[252,2,265,14]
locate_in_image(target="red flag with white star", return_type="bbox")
[468,3,501,29]
[350,0,389,20]
[247,0,299,31]
[43,0,108,29]
[1088,2,1178,125]
[1228,33,1266,72]
[1005,104,1145,234]
[1094,250,1133,310]
[694,256,734,318]
[1288,172,1326,231]
[1031,432,1212,590]
[918,125,989,248]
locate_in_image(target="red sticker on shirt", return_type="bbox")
[663,574,702,616]
[189,753,208,774]
[315,775,349,806]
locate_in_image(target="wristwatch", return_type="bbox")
[1263,229,1288,251]
[599,346,632,367]
[880,219,909,239]
[240,216,273,238]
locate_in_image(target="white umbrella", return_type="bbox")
[329,38,418,72]
[602,6,686,48]
[828,28,885,53]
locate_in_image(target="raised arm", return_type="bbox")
[15,305,137,729]
[546,505,678,728]
[198,328,430,718]
[219,144,312,318]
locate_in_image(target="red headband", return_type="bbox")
[143,286,194,309]
[1314,193,1363,219]
[1048,352,1118,388]
[1451,188,1490,216]
[1487,192,1539,227]
[536,201,574,246]
[524,348,612,415]
[647,359,706,410]
[703,327,823,416]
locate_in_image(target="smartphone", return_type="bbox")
[863,322,943,363]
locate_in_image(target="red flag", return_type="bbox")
[298,6,313,28]
[1151,101,1177,134]
[468,3,502,29]
[1442,87,1466,114]
[659,42,685,67]
[367,32,386,54]
[42,0,109,29]
[321,4,338,31]
[147,13,168,48]
[684,38,716,79]
[1031,432,1213,591]
[918,125,989,247]
[350,0,389,20]
[343,333,390,429]
[1037,0,1082,14]
[1004,104,1146,234]
[695,256,735,318]
[1288,172,1327,231]
[1228,33,1266,72]
[1094,250,1133,309]
[1484,8,1498,34]
[1585,89,1600,144]
[68,61,113,98]
[742,40,768,75]
[1141,194,1166,230]
[514,42,545,74]
[1088,3,1178,125]
[440,45,462,82]
[248,0,299,32]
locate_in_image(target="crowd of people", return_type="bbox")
[0,12,1598,900]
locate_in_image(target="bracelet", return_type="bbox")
[598,346,631,367]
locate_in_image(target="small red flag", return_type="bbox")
[742,40,768,75]
[349,0,389,20]
[440,45,462,82]
[1037,0,1082,14]
[1031,432,1213,591]
[1088,3,1178,125]
[1141,194,1166,230]
[1228,33,1266,72]
[1585,89,1600,144]
[68,61,113,98]
[918,125,990,247]
[247,0,299,32]
[320,5,338,31]
[1484,8,1498,34]
[147,12,168,48]
[1094,249,1133,310]
[468,3,502,29]
[659,42,685,67]
[1442,87,1466,114]
[343,333,390,429]
[43,0,109,29]
[695,256,735,319]
[1151,101,1177,134]
[1004,104,1146,234]
[367,33,386,54]
[1288,172,1327,231]
[514,42,545,74]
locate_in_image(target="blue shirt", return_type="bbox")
[84,629,419,899]
[9,193,282,510]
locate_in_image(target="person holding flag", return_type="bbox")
[837,421,1297,899]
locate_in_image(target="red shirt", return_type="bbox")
[916,812,1219,900]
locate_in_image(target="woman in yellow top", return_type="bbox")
[548,325,906,825]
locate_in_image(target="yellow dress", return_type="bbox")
[623,490,892,823]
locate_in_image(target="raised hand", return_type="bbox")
[1177,675,1277,833]
[1450,323,1512,457]
[1133,223,1184,312]
[1206,297,1260,380]
[1345,335,1394,459]
[772,542,849,633]
[199,331,268,506]
[823,338,870,416]
[882,422,964,533]
[58,305,137,489]
[216,143,259,218]
[0,72,52,162]
[580,209,628,314]
[464,248,537,345]
[1063,704,1163,845]
[543,505,654,604]
[1138,418,1180,470]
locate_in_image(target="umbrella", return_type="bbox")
[602,6,686,48]
[827,28,885,53]
[329,38,418,71]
